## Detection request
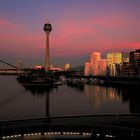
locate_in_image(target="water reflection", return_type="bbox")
[0,92,24,107]
[23,83,140,115]
[120,88,140,113]
[84,85,121,110]
[84,85,140,114]
[24,86,58,96]
[66,83,84,92]
[1,74,139,121]
[23,86,58,117]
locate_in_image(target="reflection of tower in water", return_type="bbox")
[24,86,58,117]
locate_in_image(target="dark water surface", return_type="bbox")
[0,75,139,121]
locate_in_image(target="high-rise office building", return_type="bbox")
[129,49,140,76]
[98,59,107,76]
[84,52,107,76]
[64,63,70,70]
[130,49,140,67]
[107,52,129,76]
[84,62,91,76]
[90,52,101,75]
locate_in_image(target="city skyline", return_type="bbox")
[0,0,140,67]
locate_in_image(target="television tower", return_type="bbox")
[43,23,52,71]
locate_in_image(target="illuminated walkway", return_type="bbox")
[1,114,140,139]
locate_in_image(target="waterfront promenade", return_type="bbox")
[1,114,140,139]
[0,69,140,87]
[64,73,140,87]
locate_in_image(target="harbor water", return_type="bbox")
[0,75,139,121]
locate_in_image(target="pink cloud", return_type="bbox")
[89,15,126,29]
[0,19,22,30]
[0,18,41,40]
[50,12,140,57]
[0,18,44,58]
[0,12,140,63]
[120,41,140,50]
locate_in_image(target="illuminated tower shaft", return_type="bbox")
[43,23,52,71]
[45,32,50,71]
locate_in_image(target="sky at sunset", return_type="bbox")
[0,0,140,67]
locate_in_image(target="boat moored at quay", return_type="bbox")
[16,68,62,88]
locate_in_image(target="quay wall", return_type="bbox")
[65,74,140,87]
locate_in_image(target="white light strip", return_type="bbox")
[105,134,116,138]
[2,134,21,139]
[2,131,93,139]
[82,132,92,136]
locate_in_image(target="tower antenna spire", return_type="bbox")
[45,15,49,23]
